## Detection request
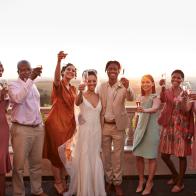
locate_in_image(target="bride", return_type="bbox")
[58,69,106,196]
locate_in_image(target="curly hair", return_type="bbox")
[61,63,77,78]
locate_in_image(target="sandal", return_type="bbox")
[171,184,184,193]
[167,178,175,185]
[136,179,146,193]
[54,181,66,195]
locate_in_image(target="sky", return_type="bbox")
[0,0,196,81]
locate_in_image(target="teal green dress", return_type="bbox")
[132,94,160,159]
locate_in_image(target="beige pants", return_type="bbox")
[102,123,125,185]
[10,123,44,196]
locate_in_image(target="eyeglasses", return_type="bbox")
[82,69,97,77]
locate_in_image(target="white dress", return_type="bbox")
[59,96,106,196]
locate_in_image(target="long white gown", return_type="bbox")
[58,96,106,196]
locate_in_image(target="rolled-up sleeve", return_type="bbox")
[8,79,34,104]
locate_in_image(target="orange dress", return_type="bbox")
[43,80,76,167]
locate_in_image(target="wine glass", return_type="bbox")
[161,72,166,86]
[80,70,88,91]
[136,95,141,108]
[182,81,192,95]
[0,79,9,100]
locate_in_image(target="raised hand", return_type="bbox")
[136,106,145,113]
[78,83,86,92]
[159,79,166,86]
[57,51,67,62]
[0,87,8,100]
[120,77,129,89]
[30,66,42,80]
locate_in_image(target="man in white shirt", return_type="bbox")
[9,60,47,196]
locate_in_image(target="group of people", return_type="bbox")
[0,51,195,196]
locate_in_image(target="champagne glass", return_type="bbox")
[136,95,141,108]
[136,99,141,108]
[181,81,196,102]
[0,79,9,100]
[80,70,88,91]
[161,72,166,86]
[35,65,43,77]
[182,81,191,95]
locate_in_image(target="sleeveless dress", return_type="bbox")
[43,81,76,167]
[132,94,160,159]
[0,100,12,174]
[58,96,106,196]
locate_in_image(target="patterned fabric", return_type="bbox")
[190,102,196,169]
[159,91,194,157]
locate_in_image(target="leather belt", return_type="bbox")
[12,122,40,128]
[104,119,116,124]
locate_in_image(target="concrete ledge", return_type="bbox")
[7,148,196,177]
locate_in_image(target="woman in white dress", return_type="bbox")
[59,69,106,196]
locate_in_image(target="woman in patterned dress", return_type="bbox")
[159,70,194,193]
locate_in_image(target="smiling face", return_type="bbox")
[106,63,120,81]
[141,76,155,95]
[63,65,76,81]
[86,74,97,92]
[171,72,184,88]
[18,63,32,81]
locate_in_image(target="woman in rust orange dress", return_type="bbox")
[43,51,76,195]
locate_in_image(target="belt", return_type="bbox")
[104,119,116,124]
[12,122,40,128]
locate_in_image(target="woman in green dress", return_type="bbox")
[132,74,161,195]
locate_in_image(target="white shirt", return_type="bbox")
[104,82,117,121]
[8,78,42,125]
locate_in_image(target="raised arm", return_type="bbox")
[120,77,135,101]
[75,83,86,106]
[54,51,67,86]
[159,79,167,102]
[8,68,41,104]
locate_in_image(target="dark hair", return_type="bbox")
[141,74,156,96]
[105,60,121,72]
[87,71,97,78]
[171,69,184,79]
[61,63,77,78]
[17,60,31,71]
[0,62,4,71]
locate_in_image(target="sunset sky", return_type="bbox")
[0,0,196,81]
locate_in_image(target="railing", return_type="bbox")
[7,107,196,176]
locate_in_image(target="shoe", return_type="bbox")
[171,184,184,193]
[31,192,48,196]
[142,182,154,195]
[54,181,66,195]
[136,179,146,193]
[167,178,175,185]
[114,184,124,196]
